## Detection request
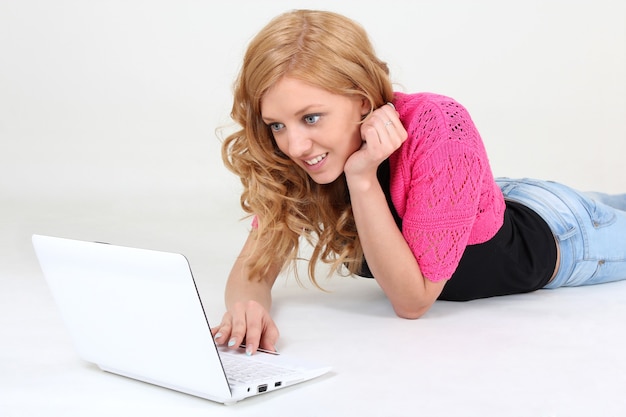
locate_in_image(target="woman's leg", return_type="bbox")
[583,192,626,211]
[496,178,626,289]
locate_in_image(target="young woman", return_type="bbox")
[212,9,626,355]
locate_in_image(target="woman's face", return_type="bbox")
[261,77,369,184]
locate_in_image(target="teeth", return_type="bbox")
[305,153,327,165]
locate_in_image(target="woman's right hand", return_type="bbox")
[212,300,280,355]
[215,231,282,355]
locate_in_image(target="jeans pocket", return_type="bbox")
[584,259,626,285]
[579,196,617,229]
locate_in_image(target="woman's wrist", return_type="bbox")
[345,170,379,193]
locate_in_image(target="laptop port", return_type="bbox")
[257,384,268,393]
[274,381,282,387]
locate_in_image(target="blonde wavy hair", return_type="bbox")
[221,9,394,286]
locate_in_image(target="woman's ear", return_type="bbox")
[361,97,371,113]
[360,97,371,120]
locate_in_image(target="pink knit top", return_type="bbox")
[389,92,505,282]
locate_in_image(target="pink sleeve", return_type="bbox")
[400,142,485,282]
[390,95,488,282]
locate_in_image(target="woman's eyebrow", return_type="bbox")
[262,104,324,123]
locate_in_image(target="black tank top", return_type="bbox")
[356,159,557,301]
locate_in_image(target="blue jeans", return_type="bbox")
[495,178,626,289]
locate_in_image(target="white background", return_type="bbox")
[2,0,625,200]
[1,1,625,416]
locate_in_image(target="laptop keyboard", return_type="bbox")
[220,353,297,385]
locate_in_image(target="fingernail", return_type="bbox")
[246,345,253,356]
[214,332,222,340]
[227,338,236,347]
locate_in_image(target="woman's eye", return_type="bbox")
[269,122,284,132]
[304,114,321,125]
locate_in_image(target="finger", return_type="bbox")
[227,307,248,349]
[372,103,396,122]
[363,115,394,149]
[241,301,275,355]
[242,312,264,355]
[259,323,280,353]
[212,314,232,344]
[366,109,393,133]
[378,110,400,134]
[246,323,279,355]
[372,105,407,145]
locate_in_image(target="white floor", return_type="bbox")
[2,194,626,417]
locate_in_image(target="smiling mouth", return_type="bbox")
[305,153,328,166]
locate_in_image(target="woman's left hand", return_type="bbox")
[344,103,407,184]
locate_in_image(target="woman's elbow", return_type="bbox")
[383,275,444,319]
[393,304,430,320]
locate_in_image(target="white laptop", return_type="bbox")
[32,234,331,404]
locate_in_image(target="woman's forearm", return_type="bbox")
[347,175,445,318]
[224,233,280,312]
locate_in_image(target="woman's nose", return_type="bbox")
[286,129,313,158]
